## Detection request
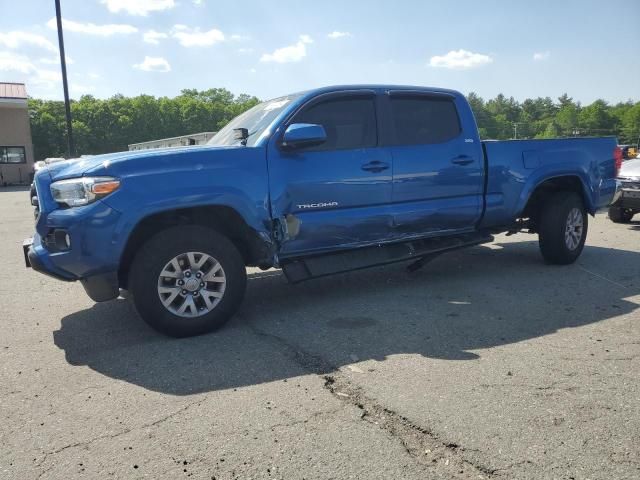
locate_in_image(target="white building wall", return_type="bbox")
[128,132,216,151]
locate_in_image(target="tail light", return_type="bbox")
[613,146,622,177]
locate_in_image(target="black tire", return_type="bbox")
[129,225,247,337]
[538,192,588,265]
[608,206,634,224]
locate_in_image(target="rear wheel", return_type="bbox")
[129,226,247,337]
[608,206,634,223]
[538,192,588,265]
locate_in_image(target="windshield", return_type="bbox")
[207,94,301,147]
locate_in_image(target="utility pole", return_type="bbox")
[54,0,75,158]
[512,122,519,139]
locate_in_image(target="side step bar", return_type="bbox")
[281,232,494,283]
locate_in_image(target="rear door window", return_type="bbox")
[389,96,461,145]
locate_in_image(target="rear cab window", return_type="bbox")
[389,95,461,145]
[291,95,377,151]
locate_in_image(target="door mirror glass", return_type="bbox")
[281,123,327,150]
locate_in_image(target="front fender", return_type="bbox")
[92,147,272,263]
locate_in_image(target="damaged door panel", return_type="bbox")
[267,90,395,257]
[273,214,301,243]
[384,92,484,235]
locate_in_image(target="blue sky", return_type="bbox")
[1,0,639,103]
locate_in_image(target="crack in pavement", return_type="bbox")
[323,374,498,478]
[246,321,501,478]
[491,459,533,473]
[268,405,347,432]
[34,397,206,478]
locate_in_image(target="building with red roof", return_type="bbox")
[0,82,34,185]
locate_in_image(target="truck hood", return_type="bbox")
[45,145,241,181]
[620,158,640,178]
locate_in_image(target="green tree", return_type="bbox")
[28,89,261,159]
[621,103,640,144]
[578,99,613,135]
[556,105,580,136]
[467,92,496,139]
[536,121,561,139]
[29,99,68,159]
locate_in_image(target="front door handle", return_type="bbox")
[362,160,390,173]
[451,155,474,166]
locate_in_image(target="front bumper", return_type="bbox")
[23,168,124,302]
[614,189,640,210]
[23,235,120,302]
[611,179,640,210]
[23,235,75,281]
[24,181,125,303]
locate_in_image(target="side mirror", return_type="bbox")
[233,128,249,144]
[281,123,327,150]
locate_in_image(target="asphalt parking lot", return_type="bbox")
[1,186,638,480]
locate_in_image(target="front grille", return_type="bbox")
[619,178,640,190]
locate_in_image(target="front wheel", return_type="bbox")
[129,226,247,337]
[608,206,634,223]
[538,192,588,265]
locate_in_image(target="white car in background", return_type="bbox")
[31,158,68,213]
[609,154,640,223]
[33,157,66,173]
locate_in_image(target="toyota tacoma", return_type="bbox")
[23,85,621,337]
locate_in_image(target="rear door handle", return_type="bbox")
[451,155,474,166]
[361,160,390,173]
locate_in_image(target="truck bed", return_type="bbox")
[480,137,618,229]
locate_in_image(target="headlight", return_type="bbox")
[50,176,120,207]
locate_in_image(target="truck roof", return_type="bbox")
[293,84,462,99]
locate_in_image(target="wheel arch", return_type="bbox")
[517,174,593,231]
[117,205,274,289]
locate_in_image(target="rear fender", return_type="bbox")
[516,169,595,218]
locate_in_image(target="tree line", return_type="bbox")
[29,89,260,159]
[467,93,640,143]
[28,89,640,160]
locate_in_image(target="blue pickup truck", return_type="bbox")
[24,85,621,337]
